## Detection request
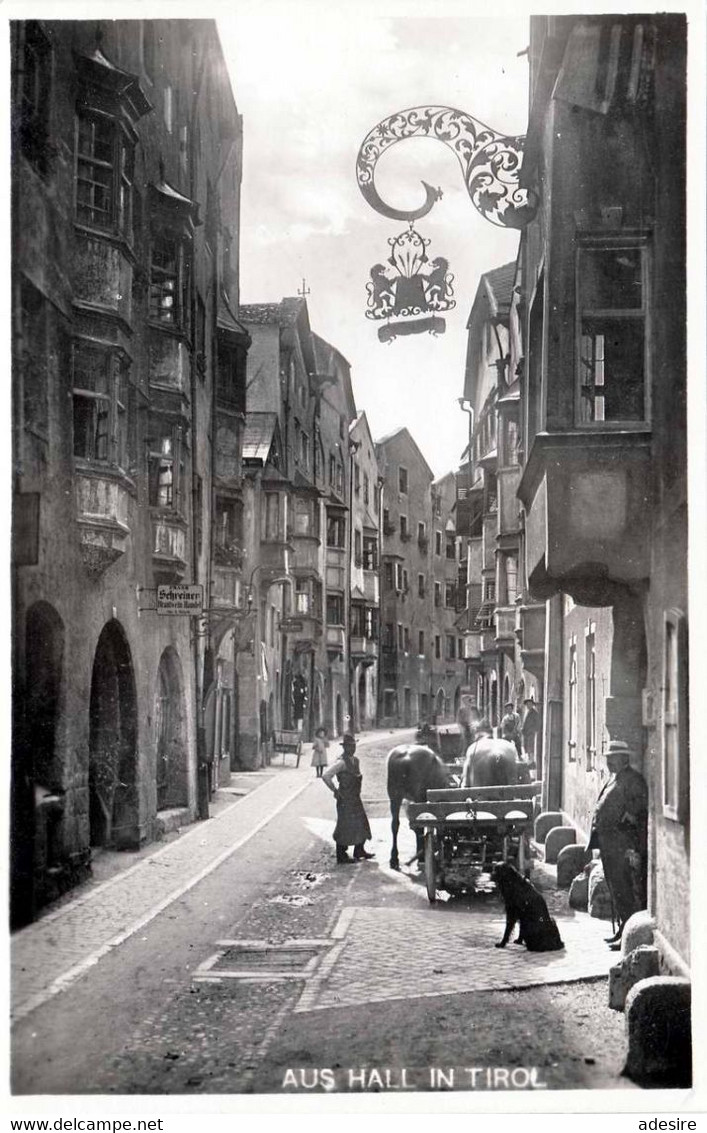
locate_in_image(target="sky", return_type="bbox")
[218,1,528,478]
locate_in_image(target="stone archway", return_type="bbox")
[435,687,445,721]
[154,648,188,811]
[89,620,138,849]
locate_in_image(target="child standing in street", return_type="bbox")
[311,726,329,778]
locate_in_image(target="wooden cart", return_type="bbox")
[271,729,303,767]
[407,782,540,903]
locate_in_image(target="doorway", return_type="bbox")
[89,620,138,849]
[155,648,187,811]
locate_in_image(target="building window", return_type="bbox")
[484,579,496,603]
[214,496,243,559]
[384,561,394,590]
[576,243,648,425]
[568,639,578,760]
[363,535,377,571]
[434,581,442,607]
[400,514,409,540]
[216,339,246,413]
[446,635,455,661]
[397,623,404,650]
[434,635,441,660]
[458,637,464,660]
[395,562,404,591]
[326,512,345,548]
[585,629,596,769]
[363,473,370,506]
[364,608,377,640]
[403,626,410,653]
[17,22,52,174]
[445,536,456,560]
[76,112,134,238]
[384,689,397,717]
[445,582,456,608]
[354,463,360,496]
[418,573,425,598]
[149,234,189,328]
[148,419,185,510]
[262,492,282,541]
[326,594,344,626]
[418,630,425,655]
[300,430,310,473]
[663,610,688,822]
[435,530,442,556]
[398,466,408,494]
[294,496,317,538]
[505,555,518,605]
[383,623,394,651]
[295,578,312,615]
[73,342,132,468]
[354,529,362,567]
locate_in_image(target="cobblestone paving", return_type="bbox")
[11,767,310,1022]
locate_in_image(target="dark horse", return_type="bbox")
[386,744,451,869]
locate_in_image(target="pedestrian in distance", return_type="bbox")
[322,733,374,863]
[586,739,648,949]
[500,701,523,760]
[311,726,329,779]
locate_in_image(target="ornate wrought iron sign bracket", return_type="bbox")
[357,105,537,341]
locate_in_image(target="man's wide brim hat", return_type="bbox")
[606,740,634,757]
[341,733,356,747]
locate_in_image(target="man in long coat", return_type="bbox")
[588,739,648,948]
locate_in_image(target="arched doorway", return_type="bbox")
[453,686,461,720]
[435,687,445,721]
[154,648,188,811]
[89,620,138,849]
[12,602,65,926]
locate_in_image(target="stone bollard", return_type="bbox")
[620,910,656,958]
[534,811,563,844]
[569,859,599,910]
[588,863,614,919]
[544,825,576,865]
[609,944,661,1011]
[556,843,591,888]
[623,976,692,1087]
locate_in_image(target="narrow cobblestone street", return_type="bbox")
[13,730,634,1096]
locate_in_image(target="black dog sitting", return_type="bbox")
[492,862,565,952]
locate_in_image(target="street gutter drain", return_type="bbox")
[193,939,331,984]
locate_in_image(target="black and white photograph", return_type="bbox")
[7,0,703,1114]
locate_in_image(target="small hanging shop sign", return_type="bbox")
[157,584,204,615]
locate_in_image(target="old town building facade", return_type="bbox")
[11,19,248,925]
[514,15,688,976]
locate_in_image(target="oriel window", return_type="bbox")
[76,113,134,238]
[149,235,184,325]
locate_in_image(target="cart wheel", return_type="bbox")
[424,831,437,904]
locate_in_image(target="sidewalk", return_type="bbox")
[11,728,403,1025]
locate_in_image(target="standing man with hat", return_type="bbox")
[587,739,648,948]
[322,733,374,864]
